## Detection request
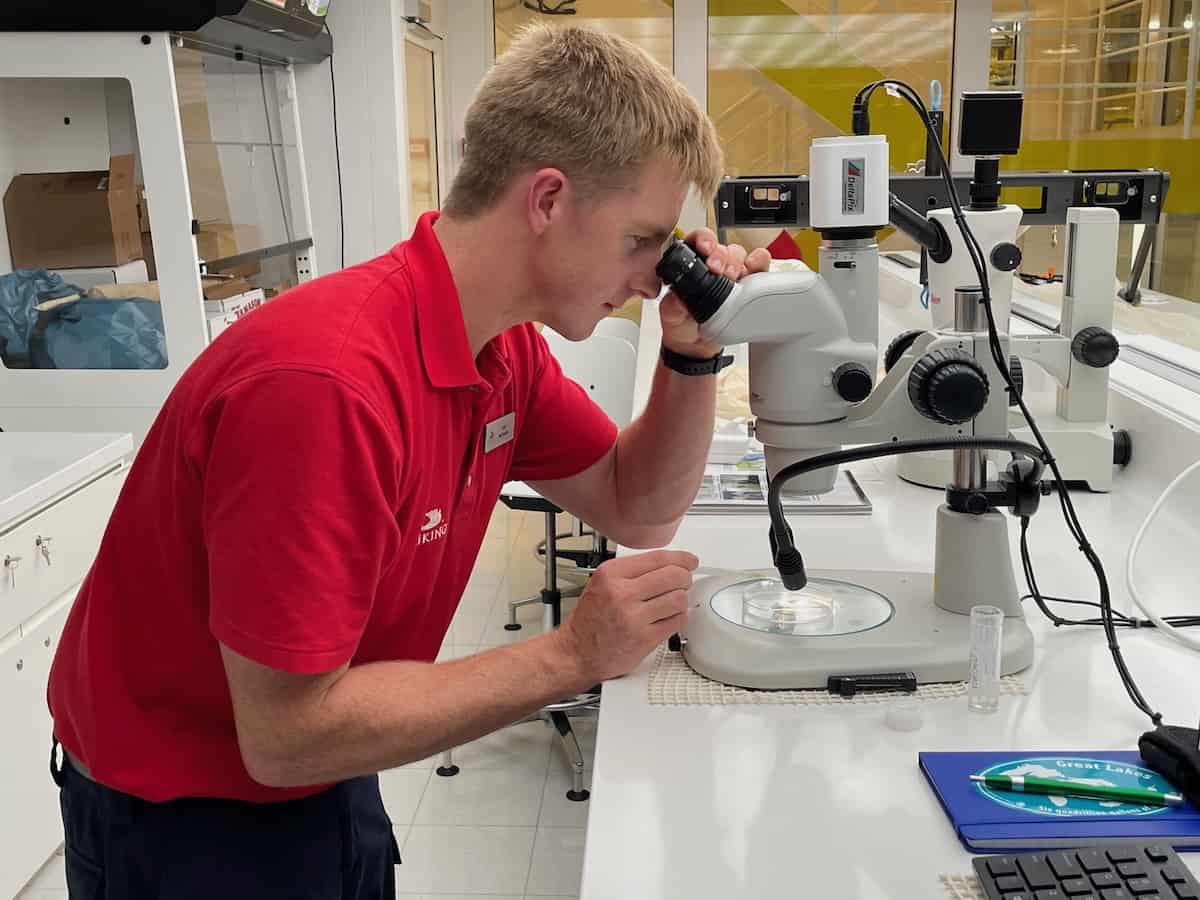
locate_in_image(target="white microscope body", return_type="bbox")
[898,186,1126,492]
[661,136,1037,690]
[1008,208,1126,491]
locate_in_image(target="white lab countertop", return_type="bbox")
[589,289,1200,898]
[0,432,132,527]
[583,457,1200,899]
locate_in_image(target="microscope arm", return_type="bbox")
[1011,333,1071,385]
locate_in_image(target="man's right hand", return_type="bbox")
[555,549,698,685]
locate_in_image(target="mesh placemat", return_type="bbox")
[647,646,1028,706]
[940,874,986,900]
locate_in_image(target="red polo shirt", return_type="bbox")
[47,212,618,804]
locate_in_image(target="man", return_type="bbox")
[47,22,770,899]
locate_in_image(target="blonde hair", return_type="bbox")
[443,23,722,218]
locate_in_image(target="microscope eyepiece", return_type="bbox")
[656,238,735,325]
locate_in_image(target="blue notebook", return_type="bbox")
[919,750,1200,852]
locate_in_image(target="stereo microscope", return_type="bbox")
[655,129,1047,691]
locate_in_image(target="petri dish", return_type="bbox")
[710,577,893,637]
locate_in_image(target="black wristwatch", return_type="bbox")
[660,345,734,377]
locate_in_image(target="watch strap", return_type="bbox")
[660,345,734,377]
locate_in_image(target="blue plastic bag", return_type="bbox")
[29,298,168,370]
[0,269,81,360]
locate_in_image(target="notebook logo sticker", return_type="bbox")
[976,756,1172,818]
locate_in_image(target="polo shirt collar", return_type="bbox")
[401,211,494,391]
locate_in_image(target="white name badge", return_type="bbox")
[484,412,516,453]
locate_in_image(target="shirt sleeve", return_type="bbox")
[507,328,619,483]
[194,370,403,674]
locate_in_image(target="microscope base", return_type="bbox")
[680,569,1034,691]
[896,419,1117,492]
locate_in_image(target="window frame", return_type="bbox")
[463,0,1200,397]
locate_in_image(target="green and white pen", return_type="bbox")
[970,773,1184,807]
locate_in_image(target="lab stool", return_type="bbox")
[437,490,613,801]
[436,694,598,801]
[502,493,614,633]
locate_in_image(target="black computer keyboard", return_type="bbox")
[972,842,1200,900]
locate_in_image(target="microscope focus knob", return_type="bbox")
[907,350,990,425]
[1072,326,1120,368]
[990,242,1022,273]
[884,329,927,373]
[963,492,991,515]
[1007,355,1024,407]
[832,362,873,402]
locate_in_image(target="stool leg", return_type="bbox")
[505,594,539,630]
[549,710,589,802]
[436,748,459,777]
[508,510,562,632]
[542,509,563,631]
[542,587,561,632]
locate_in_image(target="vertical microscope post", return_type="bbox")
[1057,207,1120,423]
[951,287,989,492]
[933,285,1024,621]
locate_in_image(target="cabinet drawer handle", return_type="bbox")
[36,535,53,565]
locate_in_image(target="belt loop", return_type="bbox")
[50,737,65,788]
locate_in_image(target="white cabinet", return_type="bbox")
[0,437,129,900]
[0,601,71,900]
[0,468,125,641]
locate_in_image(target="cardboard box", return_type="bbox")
[204,287,264,318]
[265,281,295,300]
[136,189,151,234]
[3,155,142,270]
[173,47,218,145]
[51,259,150,292]
[196,222,262,263]
[141,231,157,281]
[185,143,232,228]
[206,292,264,342]
[202,277,256,302]
[89,281,161,301]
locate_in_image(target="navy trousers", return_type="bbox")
[51,741,400,899]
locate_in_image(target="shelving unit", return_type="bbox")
[0,29,322,443]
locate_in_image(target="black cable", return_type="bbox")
[851,79,1163,726]
[1019,518,1200,628]
[767,437,1046,558]
[1021,595,1200,628]
[325,22,346,270]
[258,60,295,249]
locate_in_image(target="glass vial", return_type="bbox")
[967,605,1004,713]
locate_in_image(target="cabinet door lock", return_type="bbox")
[4,554,21,586]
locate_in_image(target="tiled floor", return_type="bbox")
[18,505,593,899]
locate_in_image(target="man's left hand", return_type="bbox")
[660,228,771,360]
